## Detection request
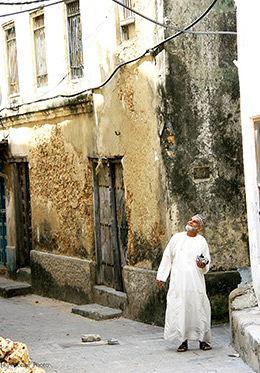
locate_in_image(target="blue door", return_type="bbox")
[0,165,7,264]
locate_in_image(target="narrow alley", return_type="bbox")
[0,294,253,373]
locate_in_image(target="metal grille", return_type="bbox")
[121,0,133,20]
[67,0,80,16]
[33,14,48,87]
[5,25,19,95]
[67,0,84,79]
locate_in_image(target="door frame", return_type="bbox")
[92,158,125,291]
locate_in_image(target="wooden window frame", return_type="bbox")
[254,118,260,190]
[118,0,135,42]
[3,22,20,97]
[31,10,48,88]
[66,0,84,80]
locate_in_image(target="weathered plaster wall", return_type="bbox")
[1,98,96,261]
[158,0,249,271]
[29,123,95,259]
[235,0,260,305]
[93,61,167,270]
[90,0,168,270]
[0,0,168,272]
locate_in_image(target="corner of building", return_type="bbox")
[229,283,260,372]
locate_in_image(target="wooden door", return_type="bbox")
[17,162,32,267]
[0,165,7,265]
[93,159,128,291]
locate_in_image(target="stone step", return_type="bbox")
[72,303,123,321]
[93,285,127,311]
[0,277,32,298]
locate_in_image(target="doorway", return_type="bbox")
[0,163,7,265]
[93,159,128,292]
[13,161,33,268]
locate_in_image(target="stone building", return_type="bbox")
[0,0,248,323]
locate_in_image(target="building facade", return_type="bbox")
[235,0,260,305]
[0,0,248,323]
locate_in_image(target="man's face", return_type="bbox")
[186,217,201,232]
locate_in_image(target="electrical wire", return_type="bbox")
[0,0,66,18]
[151,0,221,55]
[20,4,115,102]
[0,0,236,36]
[0,0,223,113]
[95,72,128,174]
[113,0,236,35]
[0,0,51,4]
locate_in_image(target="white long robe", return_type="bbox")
[157,232,211,343]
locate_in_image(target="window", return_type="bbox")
[32,13,48,87]
[66,0,84,79]
[193,167,210,181]
[4,23,19,96]
[118,0,135,42]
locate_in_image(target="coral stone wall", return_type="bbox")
[158,0,249,271]
[29,115,95,260]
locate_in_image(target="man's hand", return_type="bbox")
[157,280,164,288]
[196,261,206,269]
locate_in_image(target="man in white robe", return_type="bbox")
[157,214,211,352]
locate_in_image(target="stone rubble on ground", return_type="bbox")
[81,334,101,342]
[0,337,45,373]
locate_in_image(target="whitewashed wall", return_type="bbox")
[0,0,162,108]
[235,0,260,304]
[0,0,117,107]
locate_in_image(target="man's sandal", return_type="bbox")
[177,340,188,352]
[199,341,212,350]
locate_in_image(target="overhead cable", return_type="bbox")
[0,0,236,36]
[113,0,236,35]
[0,0,65,18]
[18,3,115,101]
[152,0,221,55]
[0,0,50,4]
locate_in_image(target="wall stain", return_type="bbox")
[156,0,249,271]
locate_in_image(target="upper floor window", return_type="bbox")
[4,23,19,96]
[66,0,84,79]
[32,12,48,87]
[118,0,135,42]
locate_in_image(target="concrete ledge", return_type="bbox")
[230,283,260,372]
[93,285,127,311]
[123,266,166,325]
[72,303,122,320]
[206,270,241,322]
[0,277,32,298]
[31,250,96,304]
[123,266,241,326]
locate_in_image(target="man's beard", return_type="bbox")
[185,224,199,232]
